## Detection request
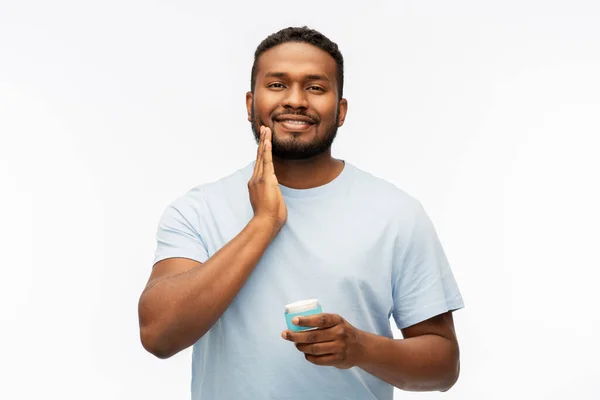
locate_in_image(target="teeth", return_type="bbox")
[282,120,309,125]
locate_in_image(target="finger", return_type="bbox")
[282,327,335,344]
[255,127,265,178]
[252,127,265,178]
[296,341,339,356]
[257,126,265,157]
[256,126,267,178]
[305,354,341,367]
[292,313,343,329]
[262,127,275,177]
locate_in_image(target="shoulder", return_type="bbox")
[347,163,423,220]
[166,161,254,216]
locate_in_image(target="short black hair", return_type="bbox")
[250,26,344,99]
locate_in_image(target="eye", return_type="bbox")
[307,86,325,92]
[268,83,286,89]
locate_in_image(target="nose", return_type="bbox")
[282,84,308,110]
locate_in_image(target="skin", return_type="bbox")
[246,42,348,189]
[281,312,460,392]
[138,127,285,359]
[139,40,460,392]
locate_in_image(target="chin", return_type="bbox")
[273,127,317,140]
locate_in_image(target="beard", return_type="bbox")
[250,102,339,160]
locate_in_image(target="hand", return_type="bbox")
[248,126,287,235]
[281,313,364,369]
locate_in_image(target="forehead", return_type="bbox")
[256,42,337,82]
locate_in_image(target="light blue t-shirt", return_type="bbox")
[153,160,464,400]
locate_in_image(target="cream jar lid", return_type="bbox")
[285,299,320,314]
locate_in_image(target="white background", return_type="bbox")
[1,0,599,398]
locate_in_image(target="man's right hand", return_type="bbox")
[140,126,288,359]
[248,126,288,236]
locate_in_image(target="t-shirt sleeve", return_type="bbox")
[153,199,210,266]
[391,201,464,329]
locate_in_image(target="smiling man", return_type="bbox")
[138,26,464,399]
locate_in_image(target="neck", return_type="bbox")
[272,150,344,190]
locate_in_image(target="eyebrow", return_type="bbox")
[264,72,330,82]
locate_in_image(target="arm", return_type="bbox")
[284,200,463,389]
[356,312,460,392]
[283,311,459,392]
[361,199,462,390]
[139,126,285,359]
[138,217,278,359]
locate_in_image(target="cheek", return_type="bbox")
[314,99,338,122]
[254,91,279,114]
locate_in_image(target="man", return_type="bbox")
[138,26,464,399]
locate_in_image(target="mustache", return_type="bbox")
[271,110,319,124]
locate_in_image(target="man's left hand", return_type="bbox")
[281,313,364,369]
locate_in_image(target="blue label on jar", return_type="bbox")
[284,305,323,332]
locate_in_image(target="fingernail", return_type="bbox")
[281,331,288,339]
[292,317,299,325]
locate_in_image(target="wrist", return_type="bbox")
[352,328,372,368]
[249,216,282,240]
[353,329,388,369]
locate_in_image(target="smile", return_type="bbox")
[276,120,315,132]
[279,120,312,125]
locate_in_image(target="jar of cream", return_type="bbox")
[284,299,323,332]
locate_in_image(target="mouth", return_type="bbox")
[274,115,316,132]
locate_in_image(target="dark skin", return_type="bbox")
[139,41,459,391]
[247,42,459,391]
[282,312,460,392]
[245,42,347,189]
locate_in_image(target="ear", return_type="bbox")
[245,91,253,122]
[337,98,348,127]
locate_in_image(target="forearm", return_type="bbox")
[356,331,460,392]
[139,217,276,358]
